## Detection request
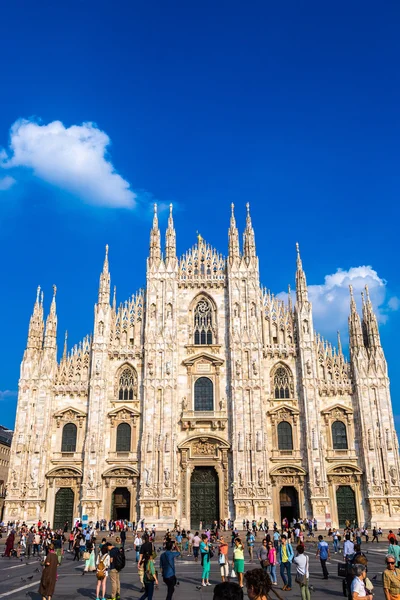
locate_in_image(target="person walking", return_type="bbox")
[26,529,35,559]
[331,528,340,553]
[278,534,294,591]
[95,544,110,600]
[383,554,400,600]
[267,540,278,586]
[139,551,158,600]
[372,527,379,543]
[294,544,310,600]
[83,539,96,574]
[160,540,181,600]
[316,535,330,580]
[388,539,400,568]
[134,531,142,563]
[3,530,15,557]
[232,537,245,588]
[200,533,212,587]
[38,543,58,600]
[193,531,201,563]
[247,530,255,562]
[352,564,373,600]
[217,535,229,583]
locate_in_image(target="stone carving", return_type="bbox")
[182,397,188,410]
[368,429,374,450]
[235,360,241,376]
[192,438,216,456]
[164,467,170,487]
[238,432,243,452]
[257,468,263,486]
[164,433,170,452]
[146,433,152,452]
[372,467,377,485]
[148,362,154,376]
[252,361,258,375]
[314,467,321,487]
[390,466,397,485]
[306,359,312,375]
[145,468,152,487]
[166,361,171,375]
[95,359,101,375]
[238,469,244,487]
[256,431,262,452]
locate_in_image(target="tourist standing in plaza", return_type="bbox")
[383,554,400,600]
[3,529,14,557]
[108,541,123,600]
[293,544,310,600]
[232,537,245,588]
[160,540,181,600]
[257,539,269,572]
[217,535,229,582]
[134,531,142,562]
[352,564,373,600]
[95,544,110,600]
[193,531,201,562]
[38,543,58,600]
[388,539,400,567]
[267,540,278,585]
[200,533,212,587]
[316,535,330,580]
[244,568,273,600]
[278,534,293,591]
[247,529,255,562]
[138,551,159,600]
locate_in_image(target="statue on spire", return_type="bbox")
[165,203,176,261]
[228,203,240,263]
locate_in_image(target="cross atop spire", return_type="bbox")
[165,203,176,261]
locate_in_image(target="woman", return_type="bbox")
[383,554,400,600]
[54,534,63,565]
[39,543,58,600]
[3,530,15,557]
[95,544,110,600]
[232,537,245,588]
[244,567,272,600]
[138,551,158,600]
[293,544,310,600]
[200,533,212,587]
[83,539,96,573]
[267,540,278,586]
[257,539,269,572]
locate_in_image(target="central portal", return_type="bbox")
[280,486,299,524]
[190,467,219,530]
[112,487,131,520]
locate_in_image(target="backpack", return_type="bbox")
[145,560,155,582]
[113,548,126,571]
[97,560,107,580]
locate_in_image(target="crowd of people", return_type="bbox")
[2,516,400,599]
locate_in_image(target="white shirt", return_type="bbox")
[193,535,201,547]
[293,554,309,577]
[351,577,367,597]
[344,540,355,558]
[134,536,142,547]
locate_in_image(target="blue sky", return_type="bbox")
[0,1,399,430]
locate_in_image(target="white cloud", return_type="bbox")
[0,175,16,191]
[278,265,398,338]
[0,390,17,402]
[0,118,136,208]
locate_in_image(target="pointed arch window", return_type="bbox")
[116,423,131,452]
[194,299,213,345]
[277,421,293,450]
[118,367,136,401]
[332,421,348,450]
[273,366,291,399]
[194,377,214,411]
[61,423,77,453]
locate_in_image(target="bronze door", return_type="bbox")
[190,467,219,530]
[336,485,357,527]
[53,488,74,530]
[112,487,131,520]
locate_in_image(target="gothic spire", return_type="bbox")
[98,244,110,305]
[149,203,161,264]
[26,285,44,351]
[243,202,256,262]
[288,284,293,312]
[228,202,240,263]
[165,203,176,261]
[362,284,382,349]
[337,330,343,357]
[44,285,58,349]
[63,330,68,361]
[348,285,364,350]
[295,243,308,303]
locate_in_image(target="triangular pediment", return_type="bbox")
[321,403,353,416]
[53,406,87,419]
[108,405,140,418]
[267,403,299,416]
[182,352,224,367]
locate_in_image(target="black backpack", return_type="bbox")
[113,547,126,571]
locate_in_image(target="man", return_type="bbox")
[372,527,379,543]
[331,528,340,553]
[175,531,183,553]
[160,540,181,600]
[134,531,142,563]
[273,529,280,551]
[343,534,355,562]
[140,533,154,557]
[316,534,330,579]
[108,541,122,600]
[388,530,396,545]
[217,535,229,582]
[193,531,201,562]
[278,535,293,591]
[213,581,243,600]
[187,530,194,556]
[247,530,255,562]
[120,528,126,549]
[26,529,35,559]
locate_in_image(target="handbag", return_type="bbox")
[83,551,90,560]
[262,558,270,568]
[230,568,237,578]
[218,553,226,565]
[295,555,308,585]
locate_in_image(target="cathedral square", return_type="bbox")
[4,203,399,530]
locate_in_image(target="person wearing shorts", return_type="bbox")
[218,536,229,582]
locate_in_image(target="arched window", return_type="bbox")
[61,423,77,453]
[116,423,131,452]
[332,421,348,450]
[273,366,291,399]
[277,421,293,450]
[194,377,213,411]
[194,299,213,345]
[118,367,136,401]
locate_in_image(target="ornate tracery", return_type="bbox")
[271,364,292,399]
[194,300,213,345]
[117,366,137,401]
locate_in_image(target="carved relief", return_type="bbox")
[192,438,216,456]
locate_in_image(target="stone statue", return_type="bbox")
[390,466,397,485]
[164,467,170,487]
[314,467,321,487]
[166,361,171,375]
[257,468,263,486]
[95,359,101,375]
[372,467,377,485]
[238,432,243,452]
[235,360,241,376]
[182,397,187,410]
[256,431,262,452]
[238,469,244,487]
[145,468,152,487]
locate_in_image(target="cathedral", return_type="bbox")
[4,203,400,530]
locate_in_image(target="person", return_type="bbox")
[257,539,269,572]
[120,528,126,549]
[316,535,330,579]
[331,528,340,553]
[193,531,201,562]
[188,530,194,556]
[139,551,158,600]
[267,540,278,586]
[38,543,58,600]
[278,534,293,591]
[135,531,143,562]
[108,541,122,600]
[200,533,212,587]
[344,534,355,562]
[389,539,400,568]
[244,568,272,600]
[273,529,280,551]
[352,564,373,599]
[160,540,181,600]
[293,544,310,600]
[232,537,245,588]
[83,539,96,573]
[3,530,15,557]
[140,533,155,558]
[213,581,244,600]
[96,544,110,600]
[27,529,35,559]
[371,527,379,543]
[247,530,255,562]
[389,531,397,545]
[217,535,229,582]
[383,554,400,600]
